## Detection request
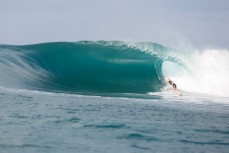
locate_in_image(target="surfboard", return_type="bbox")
[171,89,181,96]
[176,91,181,96]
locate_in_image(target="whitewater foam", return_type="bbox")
[162,49,229,97]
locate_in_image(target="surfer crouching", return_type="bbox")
[165,78,181,95]
[167,78,177,90]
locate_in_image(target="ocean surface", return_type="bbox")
[0,41,229,153]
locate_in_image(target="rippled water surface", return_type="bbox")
[0,89,229,153]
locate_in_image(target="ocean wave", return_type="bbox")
[0,41,228,97]
[0,41,168,94]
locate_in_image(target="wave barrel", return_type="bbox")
[0,41,164,94]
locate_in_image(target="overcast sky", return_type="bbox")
[1,0,229,49]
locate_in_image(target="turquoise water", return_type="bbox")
[0,41,167,94]
[0,41,229,152]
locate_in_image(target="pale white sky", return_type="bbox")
[1,0,229,49]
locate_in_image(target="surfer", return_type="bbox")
[167,78,177,90]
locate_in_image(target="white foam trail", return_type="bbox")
[163,49,229,97]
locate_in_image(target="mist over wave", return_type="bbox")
[0,41,228,97]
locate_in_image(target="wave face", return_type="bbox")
[0,41,175,94]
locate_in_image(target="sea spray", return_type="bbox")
[162,49,229,96]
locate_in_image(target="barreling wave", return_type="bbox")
[0,41,180,95]
[2,41,228,97]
